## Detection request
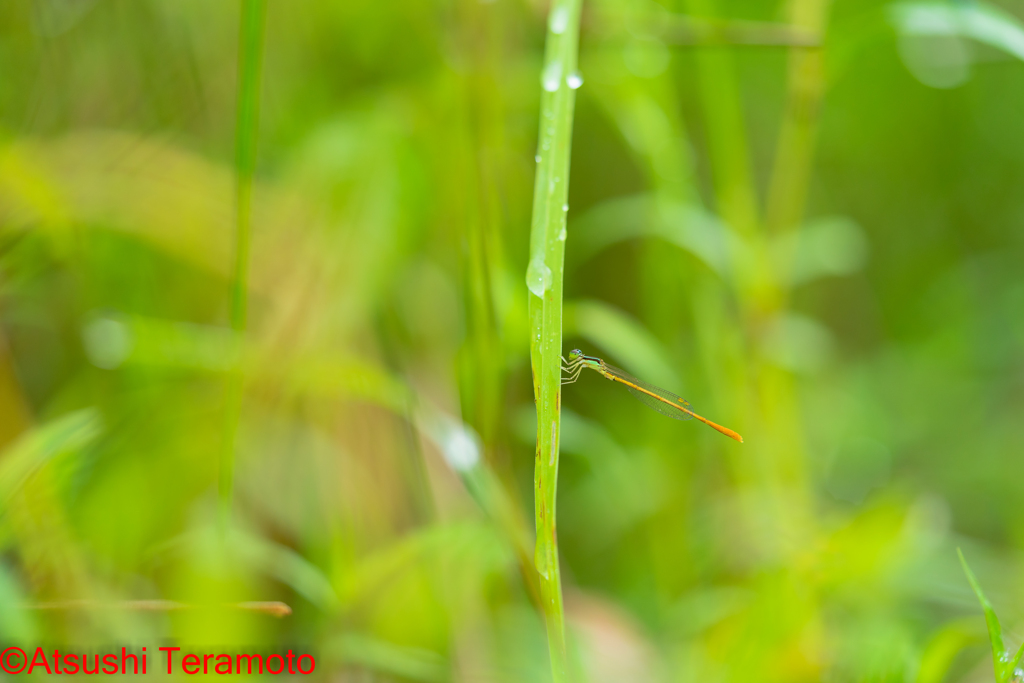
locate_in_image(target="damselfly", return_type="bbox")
[561,349,743,443]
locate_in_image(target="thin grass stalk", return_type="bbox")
[681,1,829,672]
[686,0,819,547]
[596,11,820,47]
[683,0,762,488]
[756,0,831,542]
[527,1,583,680]
[454,0,543,606]
[220,0,267,528]
[684,0,759,243]
[680,16,818,673]
[765,1,830,242]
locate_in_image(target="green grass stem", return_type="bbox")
[956,548,1024,682]
[765,0,829,254]
[220,0,267,528]
[527,1,583,680]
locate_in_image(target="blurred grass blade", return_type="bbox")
[957,548,1007,681]
[339,521,510,616]
[417,406,540,607]
[565,299,681,388]
[222,0,268,527]
[594,5,820,47]
[154,525,339,612]
[417,408,534,566]
[327,633,447,683]
[1011,642,1024,683]
[286,357,414,412]
[233,533,339,611]
[83,312,242,372]
[914,618,982,683]
[685,0,760,240]
[0,409,101,506]
[778,216,869,286]
[764,0,829,239]
[0,563,36,640]
[231,0,268,333]
[568,194,732,277]
[890,2,1024,61]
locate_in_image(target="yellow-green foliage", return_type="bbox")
[1,1,1024,681]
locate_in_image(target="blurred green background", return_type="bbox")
[2,0,1024,681]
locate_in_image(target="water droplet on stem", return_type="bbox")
[526,258,552,297]
[542,60,562,92]
[549,5,569,35]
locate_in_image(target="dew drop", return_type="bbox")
[562,203,569,212]
[542,60,562,92]
[549,5,569,35]
[558,225,567,241]
[535,154,541,163]
[566,71,584,89]
[526,258,552,297]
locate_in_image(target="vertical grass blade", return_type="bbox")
[221,0,268,527]
[528,1,583,680]
[765,0,828,244]
[684,0,759,244]
[957,548,1008,681]
[231,0,267,333]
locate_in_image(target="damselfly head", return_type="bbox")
[568,349,582,360]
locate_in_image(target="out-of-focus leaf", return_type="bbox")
[514,405,670,545]
[0,132,315,296]
[914,618,982,683]
[557,408,669,541]
[326,632,448,682]
[815,500,912,589]
[778,216,869,286]
[890,2,1024,61]
[80,310,415,414]
[0,562,37,640]
[1010,641,1024,683]
[0,143,68,229]
[31,0,99,37]
[667,586,751,638]
[233,532,339,612]
[568,194,733,278]
[286,356,412,413]
[417,407,534,568]
[340,521,511,613]
[761,312,835,373]
[565,299,681,388]
[82,312,241,372]
[958,548,1007,681]
[157,525,339,612]
[823,436,891,504]
[0,409,102,506]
